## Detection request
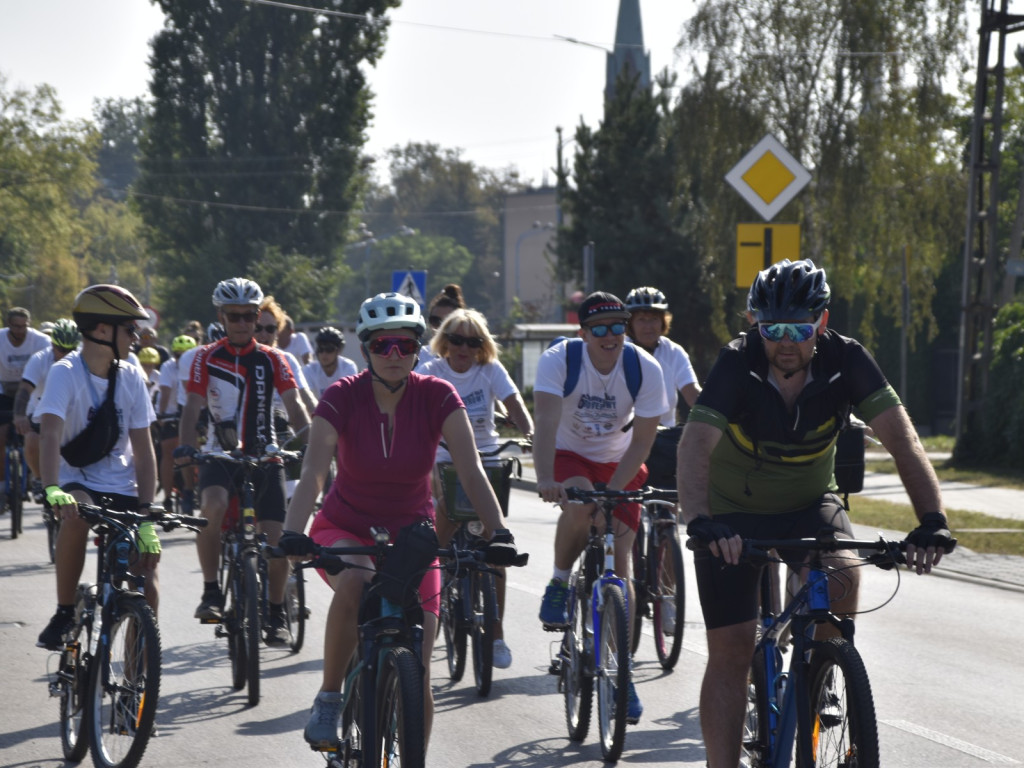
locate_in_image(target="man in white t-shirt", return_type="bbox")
[302,326,358,398]
[278,314,313,365]
[35,285,160,651]
[533,291,666,725]
[0,307,51,500]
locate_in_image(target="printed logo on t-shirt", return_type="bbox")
[571,393,620,439]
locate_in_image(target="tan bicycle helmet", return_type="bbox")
[72,284,149,325]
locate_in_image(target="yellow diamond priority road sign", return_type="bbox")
[725,134,810,221]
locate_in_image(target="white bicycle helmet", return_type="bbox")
[625,286,669,312]
[356,293,426,342]
[212,277,264,307]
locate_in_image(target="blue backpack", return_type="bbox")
[550,337,643,400]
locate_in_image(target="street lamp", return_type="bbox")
[514,221,555,302]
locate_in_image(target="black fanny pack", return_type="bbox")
[60,362,121,468]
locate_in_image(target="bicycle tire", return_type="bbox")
[440,577,466,682]
[470,570,497,697]
[286,569,306,653]
[562,573,592,742]
[87,595,161,768]
[799,637,879,768]
[45,503,59,564]
[11,452,24,538]
[242,551,261,706]
[340,655,363,766]
[629,533,645,656]
[375,646,425,768]
[220,542,247,691]
[651,528,686,670]
[596,583,629,762]
[742,647,771,768]
[60,586,93,762]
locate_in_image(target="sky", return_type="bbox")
[0,0,695,187]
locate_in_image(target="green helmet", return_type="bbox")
[50,318,81,350]
[172,334,198,354]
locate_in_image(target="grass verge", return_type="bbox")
[848,497,1024,556]
[865,458,1024,490]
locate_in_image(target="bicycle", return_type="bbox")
[628,486,686,670]
[266,526,528,768]
[436,438,526,696]
[191,445,305,706]
[46,502,206,768]
[688,529,956,768]
[4,421,30,539]
[548,486,652,763]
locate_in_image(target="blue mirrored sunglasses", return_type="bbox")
[586,322,627,338]
[757,316,822,343]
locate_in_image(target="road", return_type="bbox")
[2,487,1022,767]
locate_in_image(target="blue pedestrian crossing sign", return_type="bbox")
[392,270,427,307]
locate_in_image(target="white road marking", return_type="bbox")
[881,720,1020,764]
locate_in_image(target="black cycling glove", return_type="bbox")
[686,516,735,546]
[483,529,519,566]
[172,444,198,460]
[905,512,956,553]
[277,530,317,557]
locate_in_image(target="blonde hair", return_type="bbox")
[259,296,286,332]
[431,308,498,364]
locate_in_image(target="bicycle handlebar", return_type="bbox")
[188,445,303,467]
[76,503,209,533]
[564,486,669,504]
[685,530,920,569]
[263,540,529,573]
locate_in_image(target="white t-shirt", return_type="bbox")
[419,357,519,461]
[158,356,187,412]
[0,327,51,387]
[282,331,312,361]
[303,356,358,398]
[22,346,55,421]
[534,340,666,464]
[651,336,699,426]
[177,345,201,402]
[36,351,156,494]
[274,348,310,412]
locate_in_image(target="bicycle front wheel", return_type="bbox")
[440,577,466,682]
[375,646,425,768]
[651,527,685,670]
[285,568,306,653]
[562,574,592,742]
[9,453,23,538]
[800,637,879,768]
[742,647,771,768]
[87,595,161,768]
[596,583,629,762]
[241,551,261,706]
[470,570,497,697]
[45,503,59,564]
[59,587,92,762]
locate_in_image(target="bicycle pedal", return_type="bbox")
[541,622,569,632]
[548,658,562,675]
[201,617,222,626]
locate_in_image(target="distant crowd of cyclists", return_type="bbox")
[6,257,956,767]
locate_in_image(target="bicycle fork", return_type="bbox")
[592,529,627,676]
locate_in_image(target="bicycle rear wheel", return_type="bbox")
[440,577,466,682]
[45,503,59,564]
[285,568,306,653]
[241,551,261,706]
[9,451,23,539]
[87,595,161,768]
[800,637,879,768]
[562,573,592,742]
[375,646,425,768]
[629,533,645,656]
[651,526,685,670]
[470,570,497,696]
[340,656,363,766]
[742,647,771,768]
[59,587,92,762]
[596,583,629,762]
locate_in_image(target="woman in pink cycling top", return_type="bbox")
[281,292,520,753]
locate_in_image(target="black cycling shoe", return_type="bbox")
[264,611,292,646]
[37,610,75,650]
[194,591,224,622]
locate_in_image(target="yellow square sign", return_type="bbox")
[736,223,801,287]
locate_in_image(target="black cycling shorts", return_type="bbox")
[198,458,286,524]
[693,494,854,630]
[62,483,139,513]
[0,393,13,426]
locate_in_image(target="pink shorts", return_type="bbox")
[554,449,648,531]
[309,513,441,616]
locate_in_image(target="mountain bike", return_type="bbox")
[266,526,528,767]
[4,422,30,539]
[192,446,304,707]
[436,438,526,696]
[629,486,685,669]
[688,529,956,768]
[46,502,206,768]
[549,486,652,763]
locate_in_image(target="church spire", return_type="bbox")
[605,0,651,101]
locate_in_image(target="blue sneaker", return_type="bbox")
[625,680,643,724]
[539,579,570,629]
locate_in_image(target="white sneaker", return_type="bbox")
[660,600,676,634]
[493,639,512,669]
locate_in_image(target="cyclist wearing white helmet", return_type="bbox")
[175,277,310,646]
[279,292,522,754]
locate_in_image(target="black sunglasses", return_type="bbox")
[225,311,258,324]
[316,345,340,353]
[446,332,484,349]
[429,315,443,329]
[254,323,278,334]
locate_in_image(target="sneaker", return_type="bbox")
[539,579,570,629]
[194,590,223,622]
[493,638,512,669]
[37,610,75,650]
[264,610,292,646]
[625,680,643,725]
[304,691,343,749]
[659,600,676,634]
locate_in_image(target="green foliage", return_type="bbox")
[94,97,146,198]
[250,248,343,324]
[969,302,1024,466]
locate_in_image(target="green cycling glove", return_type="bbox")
[137,521,162,555]
[45,485,76,508]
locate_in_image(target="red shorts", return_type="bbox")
[554,450,648,531]
[309,513,441,616]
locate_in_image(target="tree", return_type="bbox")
[94,97,147,199]
[137,0,399,324]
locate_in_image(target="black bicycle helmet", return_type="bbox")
[625,286,669,312]
[315,326,345,349]
[747,259,831,323]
